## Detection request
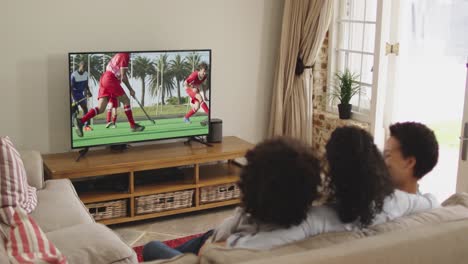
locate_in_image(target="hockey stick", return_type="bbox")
[71,96,89,107]
[132,95,156,124]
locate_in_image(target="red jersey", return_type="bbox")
[106,53,130,80]
[185,71,207,87]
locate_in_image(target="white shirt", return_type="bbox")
[214,190,439,250]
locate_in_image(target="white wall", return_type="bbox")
[0,0,284,153]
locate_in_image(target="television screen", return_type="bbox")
[69,49,211,149]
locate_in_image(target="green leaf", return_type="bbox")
[328,68,361,104]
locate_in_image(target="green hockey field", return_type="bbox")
[72,115,208,148]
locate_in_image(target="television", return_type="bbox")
[68,49,211,149]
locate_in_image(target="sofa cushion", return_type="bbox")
[200,231,364,264]
[365,192,468,235]
[30,179,94,233]
[239,219,468,264]
[366,204,468,234]
[0,136,37,213]
[0,206,67,264]
[200,193,468,264]
[143,254,199,264]
[442,192,468,207]
[291,230,365,249]
[0,233,9,264]
[19,150,45,190]
[46,223,136,264]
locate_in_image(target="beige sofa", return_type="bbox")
[0,151,138,264]
[125,193,468,264]
[155,195,468,264]
[197,194,468,264]
[0,150,200,264]
[3,151,468,264]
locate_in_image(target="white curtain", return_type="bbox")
[268,0,333,144]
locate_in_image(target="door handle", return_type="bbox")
[461,123,468,161]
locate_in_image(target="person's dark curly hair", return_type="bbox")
[326,126,394,227]
[389,122,439,179]
[239,137,321,228]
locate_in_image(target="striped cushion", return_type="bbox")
[0,137,37,213]
[0,207,67,264]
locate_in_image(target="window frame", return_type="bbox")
[327,0,379,123]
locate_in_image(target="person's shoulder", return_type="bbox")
[301,205,346,233]
[387,189,414,203]
[112,53,129,62]
[120,53,130,59]
[390,189,440,208]
[305,205,339,222]
[391,189,405,198]
[420,192,440,207]
[393,189,437,201]
[187,71,198,79]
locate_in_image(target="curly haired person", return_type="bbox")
[227,126,439,249]
[142,137,322,260]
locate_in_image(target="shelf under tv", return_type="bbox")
[42,136,252,225]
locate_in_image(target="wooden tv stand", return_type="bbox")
[42,136,253,225]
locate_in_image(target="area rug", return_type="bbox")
[133,233,203,262]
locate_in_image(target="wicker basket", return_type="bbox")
[200,183,240,204]
[135,190,194,215]
[86,199,127,221]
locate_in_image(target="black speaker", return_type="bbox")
[208,118,223,143]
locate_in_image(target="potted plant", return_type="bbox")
[329,69,361,119]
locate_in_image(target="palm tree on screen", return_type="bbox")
[169,54,190,104]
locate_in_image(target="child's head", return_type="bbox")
[198,62,208,78]
[78,61,85,72]
[239,137,321,228]
[326,126,394,227]
[384,122,439,189]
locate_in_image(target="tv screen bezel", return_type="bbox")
[68,49,212,149]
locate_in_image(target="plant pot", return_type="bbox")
[338,103,352,119]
